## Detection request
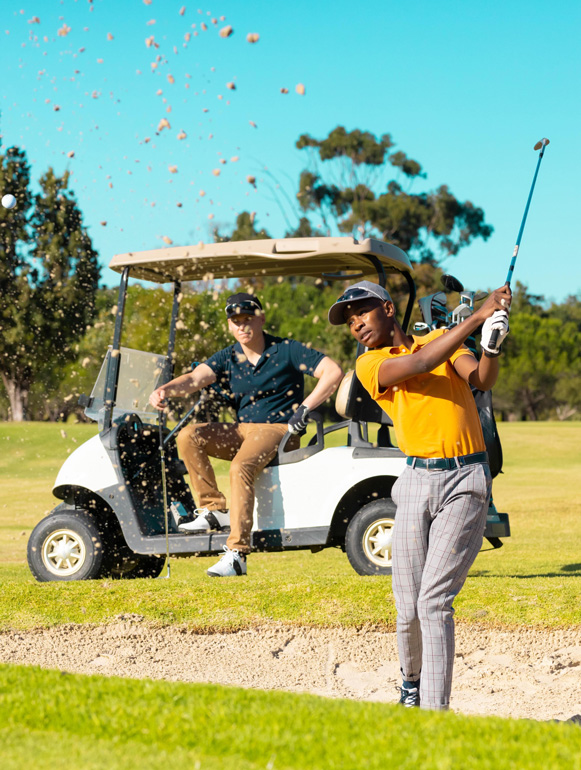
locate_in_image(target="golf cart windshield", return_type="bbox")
[86,347,167,427]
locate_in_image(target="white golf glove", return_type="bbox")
[481,310,509,356]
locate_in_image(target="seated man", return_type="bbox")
[149,292,343,578]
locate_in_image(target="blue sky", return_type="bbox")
[2,0,579,303]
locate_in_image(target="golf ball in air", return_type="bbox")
[2,194,16,209]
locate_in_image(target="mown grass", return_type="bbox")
[0,421,580,630]
[1,664,581,770]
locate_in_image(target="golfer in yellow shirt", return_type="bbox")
[328,280,511,710]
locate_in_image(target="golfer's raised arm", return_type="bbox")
[376,285,512,390]
[149,363,217,410]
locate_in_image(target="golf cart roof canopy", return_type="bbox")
[109,236,413,283]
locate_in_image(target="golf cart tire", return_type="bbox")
[345,498,396,576]
[27,510,107,582]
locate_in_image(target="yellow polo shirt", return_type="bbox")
[355,329,485,458]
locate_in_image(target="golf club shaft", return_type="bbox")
[489,139,549,349]
[504,140,548,287]
[159,417,171,578]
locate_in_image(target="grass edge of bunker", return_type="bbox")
[26,236,510,582]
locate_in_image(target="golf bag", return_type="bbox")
[473,388,503,478]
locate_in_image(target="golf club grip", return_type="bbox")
[488,327,500,350]
[487,279,511,351]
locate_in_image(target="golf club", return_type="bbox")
[158,414,171,579]
[489,137,550,348]
[441,274,464,293]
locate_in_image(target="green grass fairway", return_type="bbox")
[0,421,580,630]
[2,664,580,770]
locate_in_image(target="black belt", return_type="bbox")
[406,451,488,471]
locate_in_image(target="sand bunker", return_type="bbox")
[1,618,580,722]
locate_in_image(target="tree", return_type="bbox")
[508,281,546,315]
[294,126,493,264]
[0,147,101,420]
[548,294,581,330]
[494,313,581,420]
[213,211,271,242]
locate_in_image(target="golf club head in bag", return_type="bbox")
[441,274,464,293]
[416,291,448,331]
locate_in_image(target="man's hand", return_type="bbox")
[149,388,167,411]
[147,364,217,412]
[288,404,309,434]
[473,285,512,323]
[481,310,510,356]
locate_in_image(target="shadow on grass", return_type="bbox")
[470,563,581,579]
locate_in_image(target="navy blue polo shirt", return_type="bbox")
[204,334,326,424]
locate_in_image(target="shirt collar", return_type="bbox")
[387,329,445,354]
[232,333,278,365]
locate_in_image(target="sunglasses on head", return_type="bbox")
[226,300,262,316]
[336,287,382,303]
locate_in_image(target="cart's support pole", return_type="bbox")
[400,271,416,334]
[158,281,182,435]
[102,267,130,436]
[363,255,416,333]
[166,281,182,380]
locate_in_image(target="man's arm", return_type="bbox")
[303,356,344,410]
[453,350,500,391]
[149,363,217,410]
[287,356,343,434]
[377,285,512,389]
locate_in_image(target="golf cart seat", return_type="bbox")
[335,370,393,447]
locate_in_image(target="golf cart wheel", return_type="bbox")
[27,511,106,582]
[345,498,396,576]
[109,554,165,580]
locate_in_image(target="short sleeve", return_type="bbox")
[448,341,476,366]
[356,350,390,400]
[425,329,476,366]
[204,347,229,379]
[287,340,326,376]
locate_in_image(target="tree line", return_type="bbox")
[1,133,579,423]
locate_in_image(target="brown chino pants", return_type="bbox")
[176,422,298,553]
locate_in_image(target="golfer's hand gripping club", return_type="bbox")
[488,287,510,351]
[288,404,310,434]
[481,310,510,356]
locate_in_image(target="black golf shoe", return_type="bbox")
[397,682,420,708]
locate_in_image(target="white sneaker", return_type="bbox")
[178,508,229,533]
[207,546,247,577]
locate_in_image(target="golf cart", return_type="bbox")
[27,237,510,581]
